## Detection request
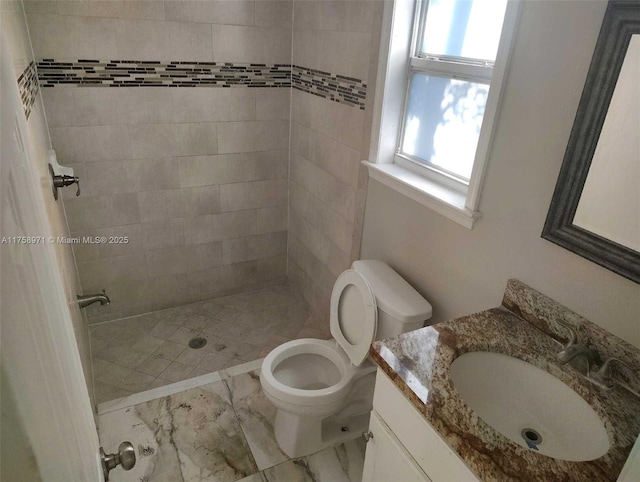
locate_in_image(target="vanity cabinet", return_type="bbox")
[363,411,430,481]
[362,369,478,482]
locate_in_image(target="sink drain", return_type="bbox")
[521,428,542,450]
[188,337,207,349]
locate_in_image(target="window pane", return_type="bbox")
[401,73,489,180]
[421,0,508,61]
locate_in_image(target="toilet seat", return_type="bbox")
[330,269,378,366]
[261,338,359,409]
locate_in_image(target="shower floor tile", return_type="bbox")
[90,284,327,405]
[97,365,365,482]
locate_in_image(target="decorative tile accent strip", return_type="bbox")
[35,60,368,109]
[292,65,367,110]
[37,60,291,88]
[18,61,39,120]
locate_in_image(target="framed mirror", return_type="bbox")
[542,0,640,284]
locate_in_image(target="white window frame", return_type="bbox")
[365,0,521,229]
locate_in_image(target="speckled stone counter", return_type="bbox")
[370,280,640,481]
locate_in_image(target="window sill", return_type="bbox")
[362,161,481,229]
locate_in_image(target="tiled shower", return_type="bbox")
[18,0,382,405]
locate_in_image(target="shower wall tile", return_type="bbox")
[64,193,140,231]
[137,189,185,223]
[142,219,185,251]
[66,158,179,199]
[78,253,148,287]
[220,179,288,212]
[290,183,352,254]
[256,89,291,121]
[70,224,142,261]
[49,125,132,162]
[127,123,218,159]
[211,24,291,64]
[145,242,222,278]
[40,88,75,126]
[217,120,289,154]
[219,211,258,239]
[291,153,357,221]
[177,151,287,188]
[255,0,292,28]
[222,231,287,265]
[183,215,221,245]
[293,28,371,82]
[292,122,361,188]
[164,0,254,25]
[256,206,288,234]
[293,0,375,34]
[55,0,166,21]
[287,0,383,326]
[289,210,349,278]
[288,236,334,295]
[171,89,256,123]
[114,19,214,61]
[73,88,174,126]
[25,13,118,59]
[181,185,221,217]
[23,0,58,14]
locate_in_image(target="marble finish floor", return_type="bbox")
[91,284,327,405]
[97,363,365,482]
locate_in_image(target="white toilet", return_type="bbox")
[260,260,432,458]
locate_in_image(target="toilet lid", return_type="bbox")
[330,269,378,366]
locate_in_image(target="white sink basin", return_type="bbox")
[449,351,609,461]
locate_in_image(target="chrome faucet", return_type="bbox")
[555,320,600,368]
[77,290,110,309]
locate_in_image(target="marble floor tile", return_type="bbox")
[97,362,366,482]
[226,370,288,470]
[305,439,366,482]
[261,439,365,482]
[237,473,267,482]
[262,459,315,482]
[99,380,259,482]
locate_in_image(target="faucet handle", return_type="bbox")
[596,357,635,377]
[590,357,636,389]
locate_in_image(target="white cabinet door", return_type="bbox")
[362,411,431,482]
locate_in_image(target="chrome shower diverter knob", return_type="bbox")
[49,163,80,199]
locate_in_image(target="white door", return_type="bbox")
[1,35,103,481]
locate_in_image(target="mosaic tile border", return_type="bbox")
[36,59,368,109]
[37,60,291,88]
[18,61,39,120]
[292,65,367,110]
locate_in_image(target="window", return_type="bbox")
[367,0,520,228]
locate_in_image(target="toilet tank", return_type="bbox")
[352,260,433,340]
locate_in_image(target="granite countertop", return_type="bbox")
[369,281,640,481]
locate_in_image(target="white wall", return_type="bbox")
[361,0,640,347]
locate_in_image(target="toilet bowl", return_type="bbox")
[260,260,432,458]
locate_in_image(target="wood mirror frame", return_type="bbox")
[542,0,640,284]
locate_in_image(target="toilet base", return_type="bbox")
[274,409,371,458]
